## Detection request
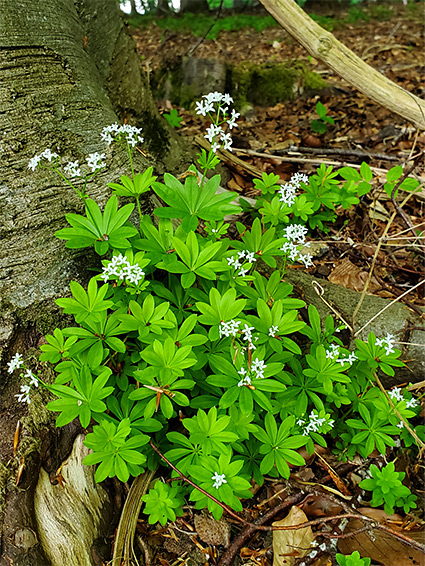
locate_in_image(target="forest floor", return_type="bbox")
[129,5,425,566]
[132,2,425,306]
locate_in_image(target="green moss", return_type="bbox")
[231,61,327,107]
[302,70,328,91]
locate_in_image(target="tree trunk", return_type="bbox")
[0,1,187,564]
[179,0,210,13]
[259,0,425,130]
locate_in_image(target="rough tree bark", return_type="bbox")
[0,1,188,564]
[259,0,425,130]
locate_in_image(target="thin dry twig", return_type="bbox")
[352,189,419,326]
[373,371,425,454]
[312,280,354,332]
[233,147,390,174]
[390,151,425,244]
[354,278,425,337]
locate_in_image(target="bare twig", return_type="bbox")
[354,278,425,337]
[312,281,354,332]
[233,147,390,174]
[373,371,425,453]
[390,151,425,243]
[218,493,306,566]
[275,145,400,162]
[352,189,419,326]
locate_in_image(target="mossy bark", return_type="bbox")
[0,1,188,564]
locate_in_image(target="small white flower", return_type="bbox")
[245,251,256,263]
[375,333,396,356]
[101,255,144,286]
[251,358,266,379]
[396,421,404,429]
[241,324,255,342]
[220,132,232,151]
[222,93,233,105]
[282,224,308,244]
[290,172,309,188]
[7,353,24,374]
[195,100,207,116]
[205,124,223,144]
[388,387,404,403]
[86,152,105,172]
[279,183,297,207]
[227,109,240,130]
[238,374,251,387]
[299,252,313,268]
[326,343,340,360]
[64,160,81,177]
[205,91,223,104]
[219,319,241,338]
[211,142,221,153]
[238,267,249,278]
[28,155,42,171]
[211,472,227,489]
[405,397,419,409]
[41,148,59,162]
[101,123,143,147]
[268,325,279,337]
[25,369,39,387]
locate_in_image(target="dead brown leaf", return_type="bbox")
[338,508,425,566]
[272,506,314,566]
[328,258,380,292]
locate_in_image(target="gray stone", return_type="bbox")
[284,269,425,383]
[181,57,227,101]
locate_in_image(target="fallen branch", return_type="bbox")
[258,0,425,129]
[232,147,390,175]
[271,145,400,162]
[218,493,306,566]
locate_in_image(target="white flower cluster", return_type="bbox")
[237,367,251,387]
[219,319,241,338]
[205,124,233,152]
[388,386,419,409]
[211,471,227,489]
[325,343,357,366]
[63,160,81,177]
[375,333,396,356]
[252,358,266,378]
[280,223,313,268]
[325,343,340,360]
[7,353,24,373]
[278,172,309,206]
[86,152,105,173]
[101,254,145,285]
[28,148,59,171]
[227,249,256,278]
[8,353,40,405]
[269,325,279,337]
[241,323,258,351]
[237,357,267,387]
[297,410,334,436]
[195,92,240,153]
[15,370,39,404]
[101,123,144,148]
